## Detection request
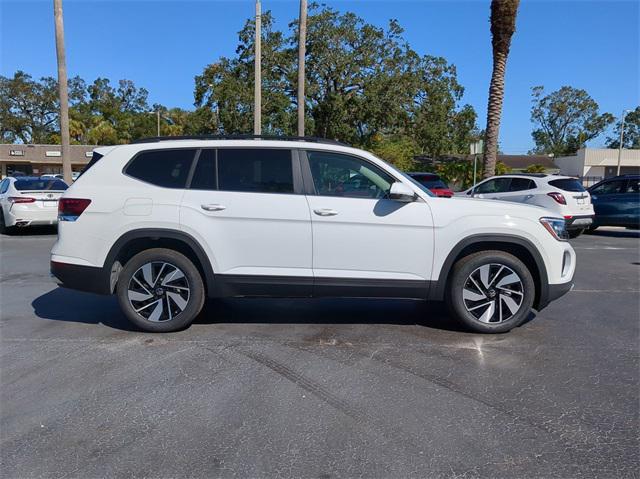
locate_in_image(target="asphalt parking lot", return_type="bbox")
[1,228,639,478]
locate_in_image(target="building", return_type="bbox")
[555,148,640,179]
[0,144,98,178]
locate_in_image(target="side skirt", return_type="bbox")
[212,274,431,300]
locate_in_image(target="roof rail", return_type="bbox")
[130,134,350,147]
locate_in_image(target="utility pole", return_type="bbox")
[297,0,307,137]
[157,110,161,136]
[616,109,630,176]
[53,0,72,184]
[254,0,262,135]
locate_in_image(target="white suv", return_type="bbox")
[51,137,576,333]
[459,174,595,238]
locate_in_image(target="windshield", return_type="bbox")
[14,179,68,191]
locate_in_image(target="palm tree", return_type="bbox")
[483,0,520,178]
[297,0,308,137]
[53,0,72,184]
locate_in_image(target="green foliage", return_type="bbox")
[524,163,547,173]
[606,106,640,149]
[195,4,478,153]
[369,135,419,171]
[435,159,511,191]
[530,85,614,156]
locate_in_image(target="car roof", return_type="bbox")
[407,172,439,176]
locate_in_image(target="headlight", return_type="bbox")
[540,217,568,241]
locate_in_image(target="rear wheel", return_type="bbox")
[116,248,205,332]
[446,251,535,333]
[0,209,13,235]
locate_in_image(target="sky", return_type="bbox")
[1,0,638,153]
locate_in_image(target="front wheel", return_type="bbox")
[446,251,535,333]
[116,248,205,332]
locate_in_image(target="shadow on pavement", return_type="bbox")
[1,225,58,237]
[587,228,640,239]
[32,287,484,333]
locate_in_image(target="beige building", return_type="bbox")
[0,144,98,178]
[555,148,640,179]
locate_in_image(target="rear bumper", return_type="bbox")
[6,207,58,227]
[50,260,111,295]
[565,215,594,230]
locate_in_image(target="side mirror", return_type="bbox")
[389,181,416,202]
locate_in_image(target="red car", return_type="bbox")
[408,172,454,197]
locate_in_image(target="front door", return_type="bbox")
[180,148,312,295]
[302,150,433,298]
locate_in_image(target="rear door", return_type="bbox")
[180,148,312,292]
[503,177,537,203]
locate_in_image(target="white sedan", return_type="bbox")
[0,176,68,233]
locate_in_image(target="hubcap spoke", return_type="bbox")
[128,261,190,322]
[463,263,524,324]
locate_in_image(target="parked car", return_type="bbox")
[51,137,575,334]
[41,174,64,180]
[587,175,640,230]
[407,172,454,197]
[458,174,594,238]
[0,177,68,233]
[72,171,81,181]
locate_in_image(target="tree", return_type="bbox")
[483,0,520,179]
[297,0,308,136]
[606,106,640,149]
[194,4,478,152]
[0,72,60,143]
[54,0,73,183]
[524,163,546,173]
[530,85,614,156]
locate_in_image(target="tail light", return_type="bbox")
[58,198,91,222]
[8,196,36,204]
[547,192,566,205]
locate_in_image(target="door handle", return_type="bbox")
[313,208,338,216]
[201,204,226,212]
[524,194,534,200]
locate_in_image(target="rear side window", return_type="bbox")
[190,149,217,190]
[509,178,535,191]
[0,179,8,194]
[217,149,293,193]
[549,178,585,192]
[126,149,196,188]
[14,179,68,191]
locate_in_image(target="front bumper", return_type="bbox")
[565,215,594,230]
[50,260,111,295]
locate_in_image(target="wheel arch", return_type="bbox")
[429,234,549,309]
[104,228,215,296]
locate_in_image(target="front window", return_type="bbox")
[591,179,627,195]
[307,151,394,199]
[475,178,511,194]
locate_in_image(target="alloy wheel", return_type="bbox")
[462,263,524,324]
[127,261,190,322]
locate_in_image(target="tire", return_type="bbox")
[585,225,598,234]
[568,229,584,239]
[0,209,13,235]
[446,250,535,333]
[116,248,205,332]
